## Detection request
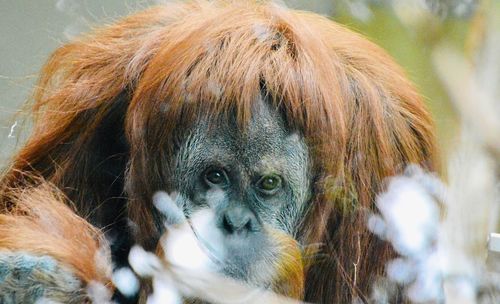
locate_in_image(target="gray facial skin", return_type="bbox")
[171,97,311,283]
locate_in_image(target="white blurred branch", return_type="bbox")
[431,4,500,303]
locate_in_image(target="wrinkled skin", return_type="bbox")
[170,97,311,285]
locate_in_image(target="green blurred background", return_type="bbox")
[0,0,488,166]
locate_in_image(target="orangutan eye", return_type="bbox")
[257,174,282,194]
[204,168,228,186]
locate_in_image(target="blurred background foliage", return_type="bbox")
[332,0,486,164]
[0,0,495,168]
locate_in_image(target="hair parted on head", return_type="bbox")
[0,1,437,302]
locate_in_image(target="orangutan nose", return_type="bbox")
[221,205,259,234]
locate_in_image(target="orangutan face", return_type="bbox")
[169,97,311,285]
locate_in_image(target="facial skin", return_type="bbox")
[169,97,311,284]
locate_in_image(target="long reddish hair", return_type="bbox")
[0,181,111,287]
[0,1,436,302]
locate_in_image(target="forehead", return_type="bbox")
[182,98,307,171]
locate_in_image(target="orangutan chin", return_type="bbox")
[0,1,436,303]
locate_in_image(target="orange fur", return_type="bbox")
[0,182,111,287]
[269,230,305,300]
[0,1,437,302]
